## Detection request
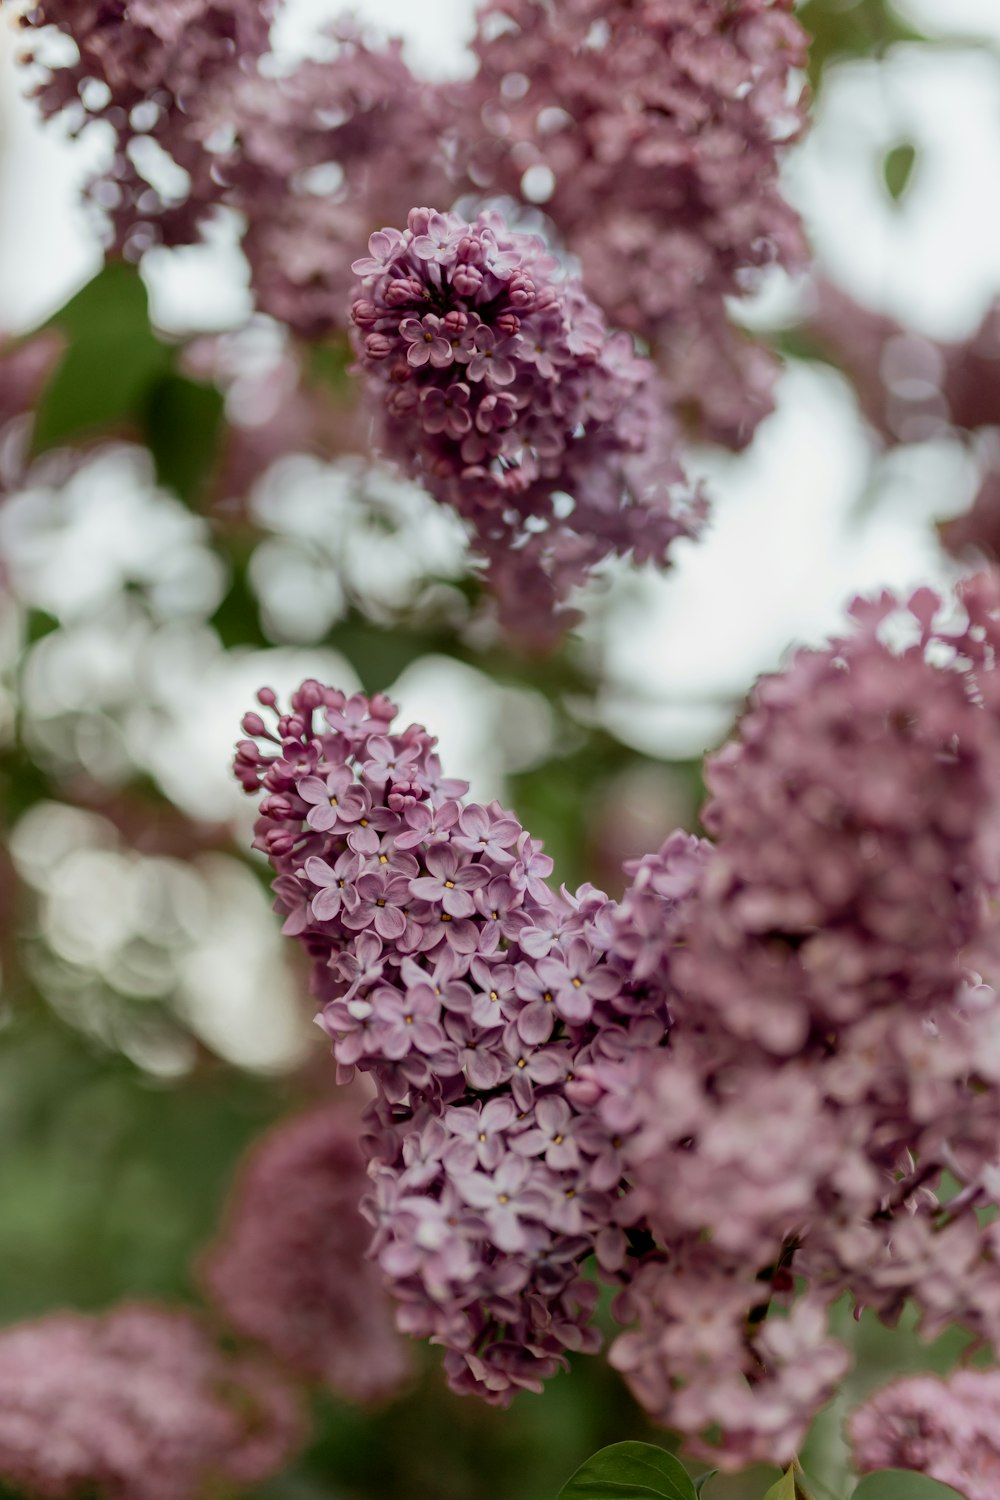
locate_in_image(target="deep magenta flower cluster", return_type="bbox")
[457,0,809,447]
[234,681,699,1402]
[0,1304,304,1500]
[201,1102,412,1405]
[849,1367,1000,1500]
[350,207,704,637]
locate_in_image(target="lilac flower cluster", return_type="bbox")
[350,207,704,638]
[0,1303,305,1500]
[201,1102,413,1404]
[598,576,1000,1464]
[457,0,809,447]
[234,681,700,1402]
[849,1367,1000,1500]
[237,577,1000,1465]
[19,0,278,254]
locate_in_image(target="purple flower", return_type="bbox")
[467,326,519,386]
[300,768,369,832]
[401,315,454,370]
[351,228,406,279]
[453,802,522,865]
[410,845,490,918]
[452,1156,552,1253]
[445,1098,518,1170]
[421,382,472,437]
[343,871,412,940]
[371,983,446,1061]
[305,851,363,923]
[535,937,622,1024]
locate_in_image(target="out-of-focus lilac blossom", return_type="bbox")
[0,1303,305,1500]
[234,681,691,1404]
[351,206,704,640]
[18,8,451,326]
[849,1368,1000,1500]
[201,1103,412,1404]
[19,0,278,254]
[599,574,1000,1466]
[455,0,809,448]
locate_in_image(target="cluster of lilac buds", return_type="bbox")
[234,681,702,1401]
[351,207,704,638]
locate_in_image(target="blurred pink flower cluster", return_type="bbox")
[850,1367,1000,1500]
[0,1304,304,1500]
[15,0,807,632]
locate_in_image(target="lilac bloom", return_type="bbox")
[272,874,310,937]
[474,880,530,949]
[444,1098,518,1171]
[509,1096,580,1172]
[500,1024,572,1110]
[410,902,481,958]
[535,938,622,1024]
[362,735,422,789]
[324,693,385,742]
[575,1115,627,1193]
[452,1157,552,1253]
[346,817,415,864]
[350,227,405,278]
[395,798,462,849]
[400,1115,454,1190]
[411,212,459,265]
[421,382,472,438]
[330,931,384,1000]
[371,984,445,1061]
[342,871,411,940]
[410,845,489,918]
[445,1014,510,1090]
[467,326,519,385]
[304,851,363,922]
[401,314,453,369]
[512,964,559,1046]
[299,767,369,832]
[511,833,555,904]
[401,951,473,1015]
[468,955,518,1030]
[474,391,518,434]
[453,802,521,865]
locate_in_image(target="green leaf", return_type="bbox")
[883,142,918,202]
[32,263,170,454]
[853,1472,966,1500]
[798,0,926,89]
[144,370,225,507]
[557,1442,697,1500]
[693,1475,717,1497]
